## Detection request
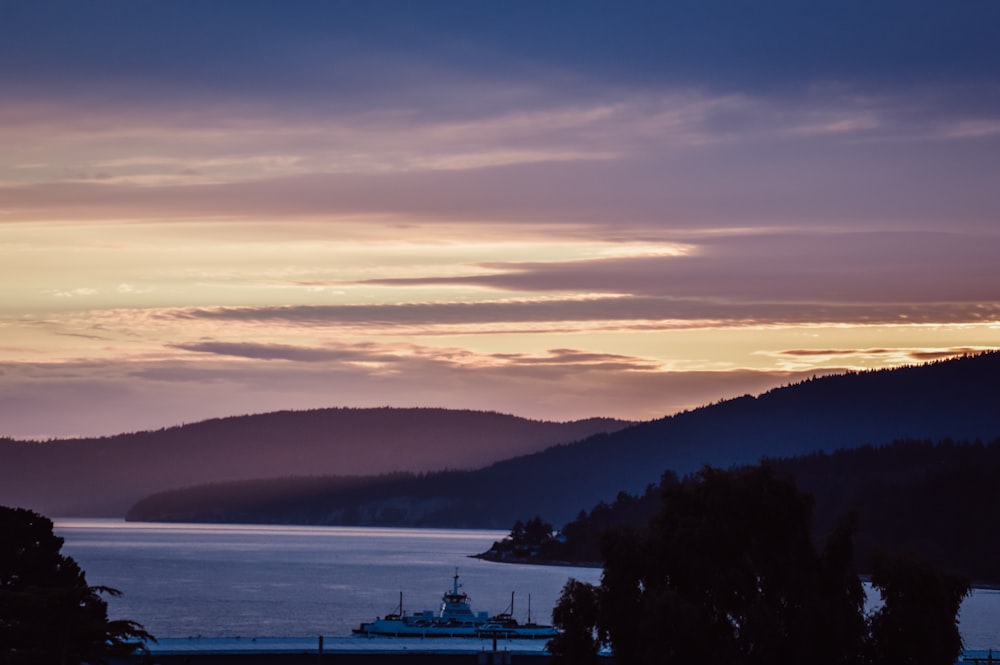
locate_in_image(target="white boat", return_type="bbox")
[352,571,557,639]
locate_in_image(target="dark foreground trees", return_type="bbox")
[549,465,970,665]
[1,506,153,665]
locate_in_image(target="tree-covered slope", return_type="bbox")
[493,438,1000,585]
[127,352,1000,528]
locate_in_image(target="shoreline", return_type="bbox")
[469,552,601,569]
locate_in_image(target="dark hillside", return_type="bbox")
[507,351,1000,523]
[127,352,1000,528]
[0,408,628,516]
[484,438,1000,585]
[779,440,1000,581]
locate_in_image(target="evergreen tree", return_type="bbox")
[0,506,153,665]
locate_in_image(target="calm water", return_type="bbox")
[54,520,1000,650]
[54,520,600,640]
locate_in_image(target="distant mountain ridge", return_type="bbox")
[0,408,629,516]
[126,352,1000,528]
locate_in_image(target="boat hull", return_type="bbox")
[353,620,556,640]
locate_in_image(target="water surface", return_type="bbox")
[55,520,599,639]
[55,519,1000,650]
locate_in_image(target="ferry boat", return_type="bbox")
[352,571,557,639]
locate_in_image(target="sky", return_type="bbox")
[2,1,999,439]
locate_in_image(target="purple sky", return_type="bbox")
[1,1,998,438]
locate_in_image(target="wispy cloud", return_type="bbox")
[5,84,997,196]
[754,345,999,374]
[169,339,662,373]
[170,341,398,364]
[48,287,100,298]
[354,231,1000,306]
[170,299,1000,331]
[774,347,985,363]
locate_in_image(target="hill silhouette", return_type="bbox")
[0,408,627,516]
[126,352,1000,528]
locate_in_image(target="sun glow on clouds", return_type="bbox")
[2,2,999,438]
[2,208,999,439]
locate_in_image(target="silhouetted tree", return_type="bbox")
[632,465,866,665]
[548,578,602,665]
[522,516,553,544]
[550,465,966,665]
[510,520,526,543]
[0,506,153,665]
[866,553,970,665]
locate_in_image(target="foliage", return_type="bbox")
[548,465,968,665]
[0,506,153,664]
[548,578,603,665]
[867,553,970,665]
[510,516,554,546]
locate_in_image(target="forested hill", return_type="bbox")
[126,352,1000,528]
[0,408,628,517]
[491,438,1000,585]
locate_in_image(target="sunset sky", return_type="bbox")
[2,1,999,439]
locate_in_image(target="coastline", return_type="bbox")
[469,552,601,569]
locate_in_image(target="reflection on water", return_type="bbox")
[54,519,1000,650]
